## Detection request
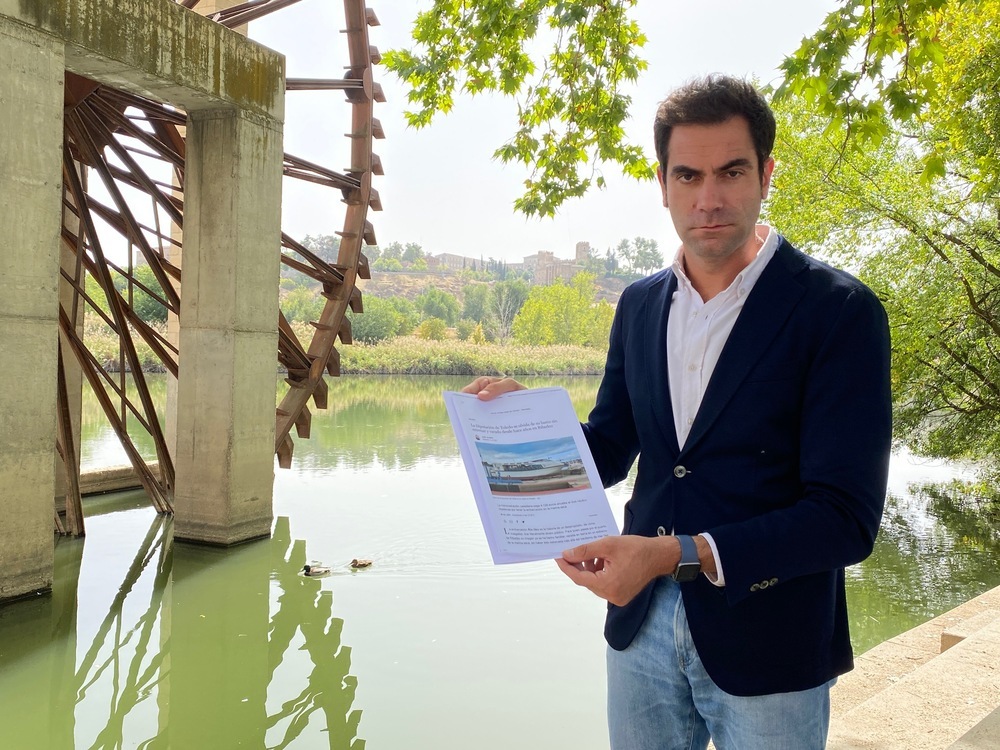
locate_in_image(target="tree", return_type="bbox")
[512,272,613,346]
[381,241,404,261]
[631,236,663,275]
[771,0,1000,466]
[417,287,461,326]
[489,278,530,342]
[402,242,425,264]
[301,234,341,264]
[462,283,492,322]
[365,244,383,264]
[281,283,324,324]
[129,264,168,325]
[372,257,403,272]
[348,295,405,344]
[386,296,420,335]
[612,236,662,276]
[416,317,449,340]
[614,238,635,274]
[383,0,654,216]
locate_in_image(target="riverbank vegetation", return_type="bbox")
[80,319,607,377]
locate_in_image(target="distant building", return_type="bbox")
[434,252,476,271]
[433,242,590,283]
[531,246,588,285]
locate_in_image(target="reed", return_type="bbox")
[336,337,608,375]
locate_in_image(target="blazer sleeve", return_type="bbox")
[706,284,892,606]
[582,287,640,489]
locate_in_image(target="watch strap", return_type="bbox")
[671,534,701,582]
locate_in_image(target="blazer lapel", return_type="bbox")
[641,271,681,455]
[680,241,808,455]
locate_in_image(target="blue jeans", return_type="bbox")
[607,578,832,750]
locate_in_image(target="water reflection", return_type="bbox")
[0,507,364,749]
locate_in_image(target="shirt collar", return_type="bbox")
[671,225,778,298]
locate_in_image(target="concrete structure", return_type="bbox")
[827,585,1000,749]
[0,0,285,600]
[0,13,65,601]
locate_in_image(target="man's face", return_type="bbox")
[657,117,774,269]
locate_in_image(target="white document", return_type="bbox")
[443,387,619,564]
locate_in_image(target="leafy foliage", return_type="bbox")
[348,295,410,344]
[512,272,613,346]
[372,257,403,272]
[771,1,1000,466]
[417,288,462,325]
[775,0,990,186]
[383,0,654,216]
[281,283,324,324]
[416,316,449,340]
[488,278,530,342]
[613,236,663,275]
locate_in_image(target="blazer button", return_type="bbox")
[769,577,779,586]
[750,583,760,592]
[759,579,769,590]
[656,526,667,536]
[673,465,688,478]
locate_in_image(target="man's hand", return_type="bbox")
[556,535,681,607]
[461,376,527,400]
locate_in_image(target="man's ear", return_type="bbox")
[657,165,668,208]
[761,157,776,199]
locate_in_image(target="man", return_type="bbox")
[465,75,891,749]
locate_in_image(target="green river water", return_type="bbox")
[0,375,997,749]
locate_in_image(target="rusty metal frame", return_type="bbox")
[55,0,383,532]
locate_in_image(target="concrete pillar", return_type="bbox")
[172,107,282,545]
[165,0,244,464]
[0,17,65,600]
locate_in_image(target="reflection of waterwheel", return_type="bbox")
[57,0,382,532]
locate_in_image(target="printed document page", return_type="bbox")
[443,387,619,564]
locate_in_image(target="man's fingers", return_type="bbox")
[562,537,613,563]
[459,376,526,400]
[556,557,594,585]
[460,376,493,394]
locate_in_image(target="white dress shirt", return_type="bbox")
[666,225,779,585]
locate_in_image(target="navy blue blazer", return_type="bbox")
[582,237,892,697]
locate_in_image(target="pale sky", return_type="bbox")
[248,0,842,265]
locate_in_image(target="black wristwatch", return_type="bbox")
[671,534,701,582]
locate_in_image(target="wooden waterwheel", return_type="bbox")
[56,0,383,534]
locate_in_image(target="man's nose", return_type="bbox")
[694,180,723,211]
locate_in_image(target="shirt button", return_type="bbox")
[673,466,687,478]
[687,363,697,371]
[656,526,667,537]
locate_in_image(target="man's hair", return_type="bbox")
[653,75,776,179]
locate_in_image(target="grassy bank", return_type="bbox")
[81,324,607,376]
[338,337,607,375]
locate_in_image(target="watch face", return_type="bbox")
[672,562,700,583]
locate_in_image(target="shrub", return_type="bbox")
[455,318,477,340]
[416,317,448,340]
